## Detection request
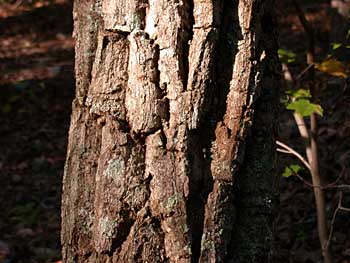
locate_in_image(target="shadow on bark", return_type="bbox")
[185,0,241,261]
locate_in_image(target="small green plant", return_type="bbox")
[285,88,323,117]
[278,48,297,64]
[282,164,303,178]
[277,1,350,263]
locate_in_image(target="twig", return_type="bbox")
[322,168,345,189]
[276,140,311,171]
[293,113,310,141]
[339,206,350,212]
[322,167,350,190]
[276,156,350,190]
[276,148,290,154]
[323,185,350,190]
[282,63,295,83]
[325,192,350,250]
[293,112,313,173]
[325,194,341,250]
[277,141,350,190]
[13,0,24,8]
[292,0,315,66]
[296,64,315,81]
[292,1,331,262]
[294,172,314,188]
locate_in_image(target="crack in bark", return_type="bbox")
[198,0,271,261]
[182,1,226,261]
[186,129,214,263]
[180,0,194,91]
[107,212,135,257]
[73,0,101,104]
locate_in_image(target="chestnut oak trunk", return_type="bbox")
[61,0,280,262]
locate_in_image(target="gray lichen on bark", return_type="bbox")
[102,0,147,32]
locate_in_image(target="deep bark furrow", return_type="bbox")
[144,2,200,261]
[185,130,214,262]
[184,1,224,261]
[146,131,192,262]
[226,1,280,262]
[199,1,270,261]
[145,0,193,132]
[73,0,100,104]
[181,0,194,92]
[113,209,168,262]
[185,0,223,130]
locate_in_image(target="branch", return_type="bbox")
[339,206,350,212]
[276,140,311,171]
[326,192,350,249]
[277,142,350,190]
[294,172,314,188]
[325,196,340,250]
[296,64,315,81]
[292,0,315,65]
[293,113,310,141]
[276,148,290,154]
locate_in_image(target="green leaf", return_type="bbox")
[278,48,297,64]
[287,99,323,117]
[290,164,302,173]
[331,43,342,50]
[286,88,311,99]
[282,167,293,178]
[282,164,303,178]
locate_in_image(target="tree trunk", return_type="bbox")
[61,0,280,262]
[330,0,350,44]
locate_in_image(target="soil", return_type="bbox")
[0,0,349,263]
[0,1,74,263]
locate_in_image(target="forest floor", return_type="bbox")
[0,0,349,263]
[0,1,74,262]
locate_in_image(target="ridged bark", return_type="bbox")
[61,0,280,262]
